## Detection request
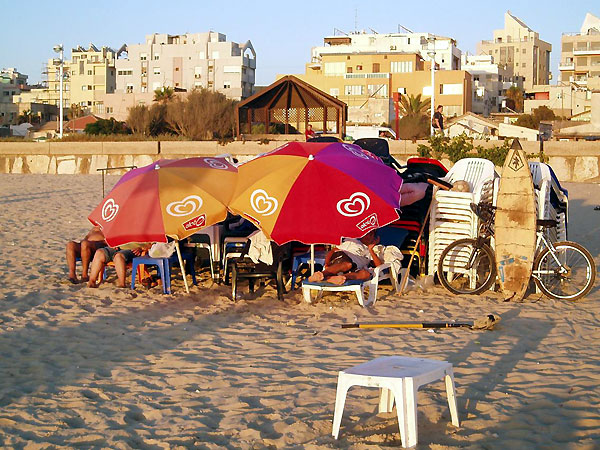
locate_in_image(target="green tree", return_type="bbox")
[515,106,557,130]
[505,86,524,112]
[398,93,430,117]
[154,86,174,103]
[84,118,130,135]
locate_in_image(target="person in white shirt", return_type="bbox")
[308,230,383,285]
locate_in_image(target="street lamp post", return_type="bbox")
[421,35,437,136]
[53,44,64,138]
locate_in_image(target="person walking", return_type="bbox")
[433,105,444,135]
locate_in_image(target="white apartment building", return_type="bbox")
[310,30,462,71]
[461,54,520,116]
[477,11,552,91]
[115,32,255,100]
[559,13,600,87]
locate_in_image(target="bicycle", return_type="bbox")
[437,201,596,300]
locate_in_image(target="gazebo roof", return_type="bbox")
[237,75,346,111]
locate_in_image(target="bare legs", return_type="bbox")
[66,240,104,283]
[87,250,128,288]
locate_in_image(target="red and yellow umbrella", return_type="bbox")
[89,157,237,246]
[229,141,402,245]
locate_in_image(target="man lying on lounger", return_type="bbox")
[308,230,383,285]
[66,226,107,284]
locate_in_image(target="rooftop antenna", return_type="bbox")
[354,7,358,32]
[398,24,414,33]
[369,28,378,34]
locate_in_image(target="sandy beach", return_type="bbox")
[0,173,599,449]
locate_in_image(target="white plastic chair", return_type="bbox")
[529,162,568,241]
[428,159,498,276]
[301,263,396,307]
[332,356,460,448]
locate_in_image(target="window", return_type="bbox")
[140,54,147,61]
[117,70,133,76]
[175,67,179,71]
[154,54,160,60]
[390,61,413,73]
[397,87,406,94]
[356,65,363,70]
[126,84,134,93]
[82,85,87,91]
[521,63,526,68]
[330,88,340,96]
[223,66,241,73]
[344,85,363,95]
[372,63,380,73]
[199,52,205,59]
[194,81,202,88]
[346,67,353,73]
[441,83,462,95]
[212,51,219,59]
[522,48,526,54]
[324,62,345,76]
[223,82,231,89]
[87,70,92,75]
[153,67,161,75]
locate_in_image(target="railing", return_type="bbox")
[343,73,390,79]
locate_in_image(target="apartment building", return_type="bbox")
[114,32,255,100]
[295,50,471,124]
[311,30,461,71]
[477,11,552,90]
[69,44,116,111]
[461,54,522,116]
[559,13,600,88]
[0,68,27,124]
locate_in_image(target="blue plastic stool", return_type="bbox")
[131,257,170,294]
[291,251,327,290]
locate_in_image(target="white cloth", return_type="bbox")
[148,241,176,258]
[247,230,273,265]
[338,239,403,274]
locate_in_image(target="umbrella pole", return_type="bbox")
[310,244,315,275]
[175,241,190,294]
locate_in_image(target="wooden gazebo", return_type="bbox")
[235,75,347,139]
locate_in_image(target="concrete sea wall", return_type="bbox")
[1,140,600,182]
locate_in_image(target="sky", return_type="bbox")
[1,0,598,86]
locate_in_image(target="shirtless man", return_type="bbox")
[308,230,383,285]
[66,226,106,284]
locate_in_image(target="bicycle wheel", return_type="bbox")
[533,241,596,301]
[437,239,496,295]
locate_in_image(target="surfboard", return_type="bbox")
[494,140,537,301]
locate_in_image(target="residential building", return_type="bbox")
[559,13,600,88]
[477,11,552,90]
[0,68,27,124]
[461,54,521,116]
[311,30,461,71]
[69,44,117,112]
[114,32,255,100]
[295,49,471,125]
[524,83,591,117]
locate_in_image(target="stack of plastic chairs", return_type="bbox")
[529,162,569,242]
[428,158,499,276]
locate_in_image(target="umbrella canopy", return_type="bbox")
[229,142,402,245]
[89,157,237,247]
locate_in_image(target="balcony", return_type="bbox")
[343,73,390,79]
[559,62,575,71]
[574,49,600,56]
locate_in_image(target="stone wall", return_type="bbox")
[1,139,600,182]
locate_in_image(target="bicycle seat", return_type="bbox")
[536,219,557,229]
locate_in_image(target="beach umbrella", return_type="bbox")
[229,142,402,264]
[88,157,237,292]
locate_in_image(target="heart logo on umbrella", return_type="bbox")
[166,195,203,217]
[101,199,119,222]
[343,144,370,160]
[203,158,229,170]
[337,192,371,217]
[250,189,278,216]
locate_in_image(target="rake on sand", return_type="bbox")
[341,314,501,331]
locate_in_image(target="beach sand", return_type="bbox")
[0,174,599,448]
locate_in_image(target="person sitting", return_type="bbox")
[66,226,107,284]
[87,243,150,288]
[308,230,383,285]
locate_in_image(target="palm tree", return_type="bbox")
[154,86,174,103]
[398,93,430,117]
[505,86,524,112]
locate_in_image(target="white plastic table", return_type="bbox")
[332,356,459,448]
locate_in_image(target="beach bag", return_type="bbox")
[149,241,177,258]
